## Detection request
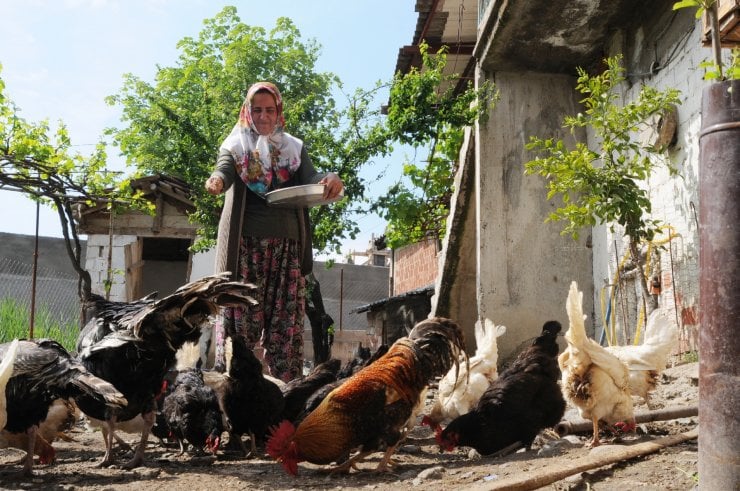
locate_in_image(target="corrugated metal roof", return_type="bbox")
[351,283,435,314]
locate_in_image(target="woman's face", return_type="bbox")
[250,92,278,135]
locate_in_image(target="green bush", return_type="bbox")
[0,298,78,352]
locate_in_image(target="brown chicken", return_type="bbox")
[267,317,466,476]
[1,397,79,465]
[559,281,636,447]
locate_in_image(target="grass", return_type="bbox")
[0,297,79,352]
[683,350,699,364]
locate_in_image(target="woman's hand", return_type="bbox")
[205,176,224,195]
[320,172,344,200]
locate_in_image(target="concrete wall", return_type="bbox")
[475,70,594,360]
[588,10,705,351]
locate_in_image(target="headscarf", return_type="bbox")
[219,82,303,196]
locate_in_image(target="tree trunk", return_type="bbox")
[305,273,333,364]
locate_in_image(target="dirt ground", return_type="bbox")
[0,360,699,491]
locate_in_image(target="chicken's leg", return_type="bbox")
[323,450,373,474]
[588,417,601,447]
[21,424,37,476]
[98,415,118,467]
[123,410,154,469]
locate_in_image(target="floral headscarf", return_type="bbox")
[219,82,302,196]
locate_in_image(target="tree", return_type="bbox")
[524,55,681,316]
[0,66,140,305]
[373,44,495,249]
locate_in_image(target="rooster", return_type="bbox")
[605,308,678,407]
[75,272,257,468]
[1,339,127,475]
[220,335,285,457]
[267,317,466,476]
[162,368,223,455]
[559,281,636,447]
[425,318,506,428]
[434,321,565,455]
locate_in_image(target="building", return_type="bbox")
[393,0,720,359]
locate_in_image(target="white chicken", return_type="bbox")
[559,281,635,447]
[605,308,678,407]
[0,339,21,444]
[424,318,506,427]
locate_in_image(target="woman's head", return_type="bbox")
[239,81,285,136]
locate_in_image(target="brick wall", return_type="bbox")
[393,238,439,295]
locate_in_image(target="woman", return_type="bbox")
[205,81,343,382]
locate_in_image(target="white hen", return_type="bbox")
[605,308,678,406]
[559,282,635,447]
[0,339,21,440]
[424,318,506,427]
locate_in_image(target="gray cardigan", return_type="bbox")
[211,145,325,277]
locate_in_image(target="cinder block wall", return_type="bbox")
[393,239,439,295]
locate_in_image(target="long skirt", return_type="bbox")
[214,236,306,382]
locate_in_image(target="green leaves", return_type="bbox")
[373,43,496,248]
[524,55,681,246]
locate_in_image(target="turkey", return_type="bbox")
[1,339,126,475]
[75,272,257,468]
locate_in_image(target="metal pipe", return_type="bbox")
[698,79,740,490]
[30,194,40,339]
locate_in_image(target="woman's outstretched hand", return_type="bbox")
[205,176,224,195]
[320,172,344,200]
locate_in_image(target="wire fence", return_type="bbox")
[0,256,81,329]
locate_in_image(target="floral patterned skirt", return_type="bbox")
[214,236,306,382]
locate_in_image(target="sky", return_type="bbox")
[0,0,419,261]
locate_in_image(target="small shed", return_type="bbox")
[352,284,434,345]
[74,174,198,301]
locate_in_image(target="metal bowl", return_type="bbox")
[264,184,344,208]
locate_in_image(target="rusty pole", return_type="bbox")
[698,79,740,490]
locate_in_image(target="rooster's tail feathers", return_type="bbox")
[565,281,588,347]
[642,308,678,348]
[410,317,467,379]
[474,319,507,356]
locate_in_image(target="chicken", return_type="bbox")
[162,368,223,455]
[75,272,257,468]
[280,358,341,424]
[559,281,635,447]
[1,339,127,475]
[293,344,391,425]
[425,318,506,427]
[220,335,285,457]
[267,317,466,476]
[0,338,20,441]
[434,321,565,455]
[605,308,678,407]
[1,397,79,465]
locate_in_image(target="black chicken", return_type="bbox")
[280,358,341,424]
[75,272,256,468]
[435,320,565,456]
[221,335,285,457]
[162,368,223,455]
[1,339,127,475]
